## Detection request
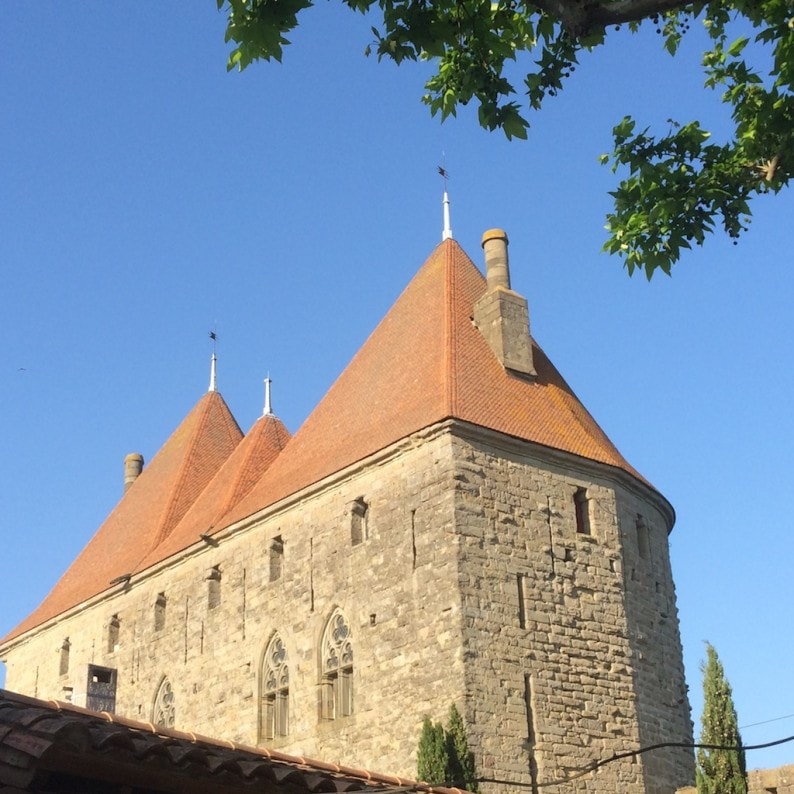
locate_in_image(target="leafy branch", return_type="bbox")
[218,0,794,276]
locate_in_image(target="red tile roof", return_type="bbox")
[136,413,291,568]
[221,239,645,530]
[2,238,652,645]
[3,391,242,642]
[0,688,470,794]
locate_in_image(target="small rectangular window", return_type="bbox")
[86,665,117,713]
[270,536,284,582]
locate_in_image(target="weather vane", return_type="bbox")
[438,164,453,241]
[208,327,218,392]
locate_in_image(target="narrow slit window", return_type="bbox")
[154,593,167,632]
[517,573,529,629]
[350,498,368,546]
[59,639,71,677]
[574,488,591,535]
[270,536,284,582]
[636,515,650,560]
[107,615,120,653]
[207,566,221,610]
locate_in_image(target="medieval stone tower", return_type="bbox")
[0,229,694,793]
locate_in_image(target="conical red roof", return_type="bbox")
[136,412,291,568]
[221,239,644,531]
[4,391,242,641]
[3,238,652,645]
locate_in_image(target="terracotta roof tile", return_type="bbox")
[221,239,644,530]
[3,391,242,643]
[3,238,652,644]
[0,689,469,794]
[136,413,291,567]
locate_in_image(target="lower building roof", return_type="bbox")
[0,689,468,794]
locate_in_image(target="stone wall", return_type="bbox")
[450,428,694,794]
[2,420,694,792]
[748,764,794,794]
[2,429,465,777]
[678,765,794,794]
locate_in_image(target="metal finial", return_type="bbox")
[209,329,217,392]
[438,166,453,241]
[263,375,273,416]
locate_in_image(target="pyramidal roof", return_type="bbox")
[4,235,652,645]
[220,238,645,531]
[6,390,243,641]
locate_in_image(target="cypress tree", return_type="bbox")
[696,644,747,794]
[417,716,448,785]
[445,703,479,791]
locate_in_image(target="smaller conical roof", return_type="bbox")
[4,391,242,642]
[137,412,291,567]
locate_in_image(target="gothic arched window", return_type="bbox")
[320,609,353,720]
[260,634,289,742]
[152,676,175,728]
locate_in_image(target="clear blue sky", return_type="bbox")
[1,3,792,774]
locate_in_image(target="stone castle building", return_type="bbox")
[0,227,695,793]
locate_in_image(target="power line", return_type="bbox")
[476,734,794,791]
[741,712,794,730]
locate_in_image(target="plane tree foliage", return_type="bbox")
[218,0,793,278]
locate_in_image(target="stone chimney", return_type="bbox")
[473,229,536,376]
[124,453,144,491]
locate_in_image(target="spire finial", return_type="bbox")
[208,329,217,392]
[263,374,273,417]
[438,165,453,241]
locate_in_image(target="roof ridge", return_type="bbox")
[149,393,217,550]
[443,239,459,416]
[225,415,290,514]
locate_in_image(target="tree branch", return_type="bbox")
[530,0,696,37]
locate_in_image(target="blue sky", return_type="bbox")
[1,2,792,774]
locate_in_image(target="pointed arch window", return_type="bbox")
[260,634,289,742]
[152,677,175,728]
[320,609,353,720]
